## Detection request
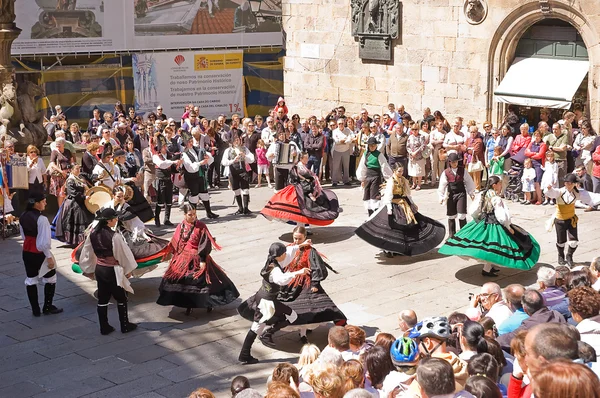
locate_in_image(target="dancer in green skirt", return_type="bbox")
[438,175,540,277]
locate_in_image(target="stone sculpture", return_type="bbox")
[464,0,487,25]
[351,0,400,61]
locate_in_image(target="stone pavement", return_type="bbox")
[0,183,599,397]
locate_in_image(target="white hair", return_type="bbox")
[55,131,66,139]
[266,116,274,123]
[318,347,343,367]
[55,137,66,145]
[482,282,502,297]
[191,126,201,135]
[344,389,375,398]
[537,266,557,286]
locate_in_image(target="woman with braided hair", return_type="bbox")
[439,175,540,276]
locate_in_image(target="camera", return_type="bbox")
[468,292,474,300]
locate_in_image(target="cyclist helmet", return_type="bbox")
[408,316,452,340]
[390,337,419,365]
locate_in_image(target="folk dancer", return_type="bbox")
[92,142,119,190]
[20,193,63,316]
[181,130,219,219]
[79,208,138,335]
[357,136,393,216]
[545,173,582,267]
[437,152,476,238]
[222,135,256,215]
[238,242,311,364]
[152,134,183,226]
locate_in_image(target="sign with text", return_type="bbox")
[12,0,282,55]
[133,51,244,119]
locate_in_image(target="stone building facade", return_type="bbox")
[282,0,600,126]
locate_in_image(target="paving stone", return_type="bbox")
[117,344,174,364]
[36,357,129,389]
[81,374,172,398]
[0,353,90,389]
[0,381,45,398]
[101,358,178,385]
[34,376,115,398]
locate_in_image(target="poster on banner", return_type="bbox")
[12,0,126,54]
[133,51,244,119]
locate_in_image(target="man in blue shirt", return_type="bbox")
[498,284,529,335]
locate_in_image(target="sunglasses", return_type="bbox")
[169,124,175,127]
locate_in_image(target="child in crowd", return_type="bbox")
[387,103,400,123]
[521,158,536,205]
[541,151,559,205]
[255,139,272,189]
[488,146,505,178]
[80,132,91,145]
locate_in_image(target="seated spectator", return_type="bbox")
[478,317,498,340]
[568,286,600,361]
[464,375,502,398]
[271,363,300,393]
[447,312,470,355]
[310,365,344,398]
[578,341,598,363]
[537,266,570,318]
[398,309,418,336]
[566,269,592,290]
[470,283,513,328]
[265,381,299,398]
[387,337,420,395]
[507,330,529,397]
[297,344,320,380]
[346,325,368,359]
[413,357,456,397]
[364,345,395,394]
[466,353,506,396]
[340,360,365,392]
[374,332,396,354]
[233,390,262,398]
[497,285,528,336]
[408,316,469,389]
[590,257,600,291]
[497,289,567,351]
[230,376,250,397]
[189,388,215,398]
[459,321,488,361]
[321,326,353,361]
[531,361,600,398]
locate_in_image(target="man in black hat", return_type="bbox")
[152,135,183,226]
[356,136,393,216]
[20,193,63,316]
[79,208,138,335]
[180,130,219,219]
[437,152,476,238]
[545,173,581,267]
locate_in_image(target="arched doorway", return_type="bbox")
[486,1,600,128]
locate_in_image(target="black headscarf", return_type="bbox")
[261,242,287,276]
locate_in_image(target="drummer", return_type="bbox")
[92,143,120,190]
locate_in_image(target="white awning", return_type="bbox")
[494,57,589,109]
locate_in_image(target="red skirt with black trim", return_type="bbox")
[260,184,340,226]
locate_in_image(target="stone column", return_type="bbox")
[0,0,20,85]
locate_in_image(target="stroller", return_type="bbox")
[504,150,526,202]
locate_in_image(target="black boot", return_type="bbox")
[26,285,41,317]
[243,195,252,215]
[557,244,566,266]
[42,283,63,315]
[203,201,219,219]
[97,305,115,335]
[117,302,137,333]
[233,195,244,215]
[458,218,467,229]
[154,205,162,227]
[238,330,259,364]
[566,246,577,268]
[368,209,374,216]
[260,320,290,348]
[448,219,457,238]
[164,205,173,226]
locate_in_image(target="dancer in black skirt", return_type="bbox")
[55,164,94,246]
[79,208,138,335]
[357,136,393,216]
[238,242,311,364]
[238,226,346,345]
[355,163,446,257]
[157,204,239,314]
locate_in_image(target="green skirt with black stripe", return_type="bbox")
[438,216,540,270]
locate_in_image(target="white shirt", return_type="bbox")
[356,151,393,183]
[332,127,354,152]
[221,146,255,167]
[485,300,513,327]
[443,131,465,155]
[20,214,53,258]
[265,141,299,170]
[437,167,476,201]
[183,148,214,173]
[261,127,276,145]
[93,161,120,189]
[152,154,177,170]
[27,157,47,184]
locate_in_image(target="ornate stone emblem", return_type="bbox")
[464,0,487,25]
[351,0,400,61]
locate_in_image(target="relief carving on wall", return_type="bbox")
[464,0,488,25]
[351,0,400,61]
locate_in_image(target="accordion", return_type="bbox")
[273,142,295,165]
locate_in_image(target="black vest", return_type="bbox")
[259,264,283,300]
[155,154,173,181]
[183,148,206,181]
[90,227,115,258]
[20,210,42,237]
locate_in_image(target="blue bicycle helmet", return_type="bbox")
[390,337,419,365]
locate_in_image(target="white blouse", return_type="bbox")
[27,157,47,184]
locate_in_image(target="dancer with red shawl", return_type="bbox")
[261,152,340,227]
[156,204,239,314]
[238,226,346,346]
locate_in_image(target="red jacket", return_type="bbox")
[524,140,547,166]
[508,375,532,398]
[593,146,600,178]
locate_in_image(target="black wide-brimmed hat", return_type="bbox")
[367,137,379,145]
[448,152,460,162]
[180,130,193,144]
[563,173,579,183]
[27,192,45,205]
[155,134,168,151]
[95,207,118,221]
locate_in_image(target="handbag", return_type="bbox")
[438,148,448,161]
[468,156,484,173]
[422,145,431,158]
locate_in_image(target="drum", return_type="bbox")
[85,186,113,214]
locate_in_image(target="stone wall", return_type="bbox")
[282,0,600,126]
